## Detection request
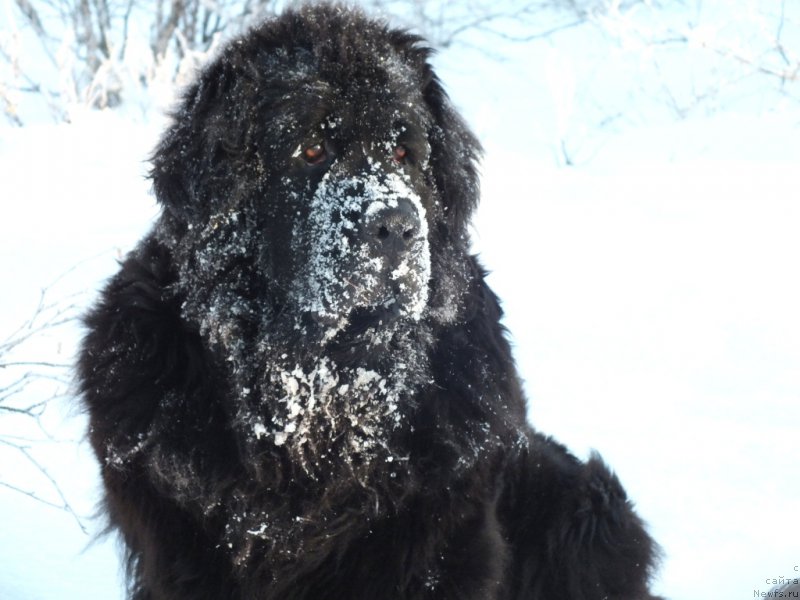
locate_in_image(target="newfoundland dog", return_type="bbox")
[79,5,662,599]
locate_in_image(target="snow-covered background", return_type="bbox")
[1,1,798,599]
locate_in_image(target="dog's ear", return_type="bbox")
[421,65,483,233]
[149,57,239,222]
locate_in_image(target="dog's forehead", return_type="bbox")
[238,36,432,141]
[271,43,425,118]
[321,63,424,123]
[268,81,426,153]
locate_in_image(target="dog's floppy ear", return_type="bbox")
[421,66,483,232]
[149,57,239,222]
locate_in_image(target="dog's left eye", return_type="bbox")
[393,145,408,164]
[303,143,327,165]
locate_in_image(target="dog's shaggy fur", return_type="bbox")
[79,5,663,599]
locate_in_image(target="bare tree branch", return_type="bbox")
[13,0,48,41]
[0,441,88,535]
[0,269,87,529]
[153,0,186,59]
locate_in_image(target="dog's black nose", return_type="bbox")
[364,198,422,256]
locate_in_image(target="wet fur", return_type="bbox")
[79,5,663,599]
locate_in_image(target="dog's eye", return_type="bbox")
[303,143,327,165]
[393,145,408,164]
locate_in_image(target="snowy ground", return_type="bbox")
[1,6,799,600]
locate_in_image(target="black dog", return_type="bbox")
[79,5,663,599]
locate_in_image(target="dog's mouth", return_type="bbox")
[308,282,415,331]
[299,237,430,339]
[343,303,401,332]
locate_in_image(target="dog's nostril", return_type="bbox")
[402,228,415,240]
[378,226,390,240]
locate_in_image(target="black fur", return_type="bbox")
[79,5,663,599]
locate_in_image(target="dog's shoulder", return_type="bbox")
[78,235,208,439]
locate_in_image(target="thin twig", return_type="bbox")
[0,441,89,534]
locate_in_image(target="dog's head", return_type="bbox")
[151,5,482,345]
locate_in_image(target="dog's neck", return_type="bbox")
[211,322,438,572]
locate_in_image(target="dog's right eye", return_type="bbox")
[393,145,408,164]
[303,143,327,165]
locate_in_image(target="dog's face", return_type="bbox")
[151,7,482,359]
[272,70,436,334]
[152,10,481,347]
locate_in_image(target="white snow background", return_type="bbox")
[1,2,799,599]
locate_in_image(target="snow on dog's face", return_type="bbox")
[287,132,433,339]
